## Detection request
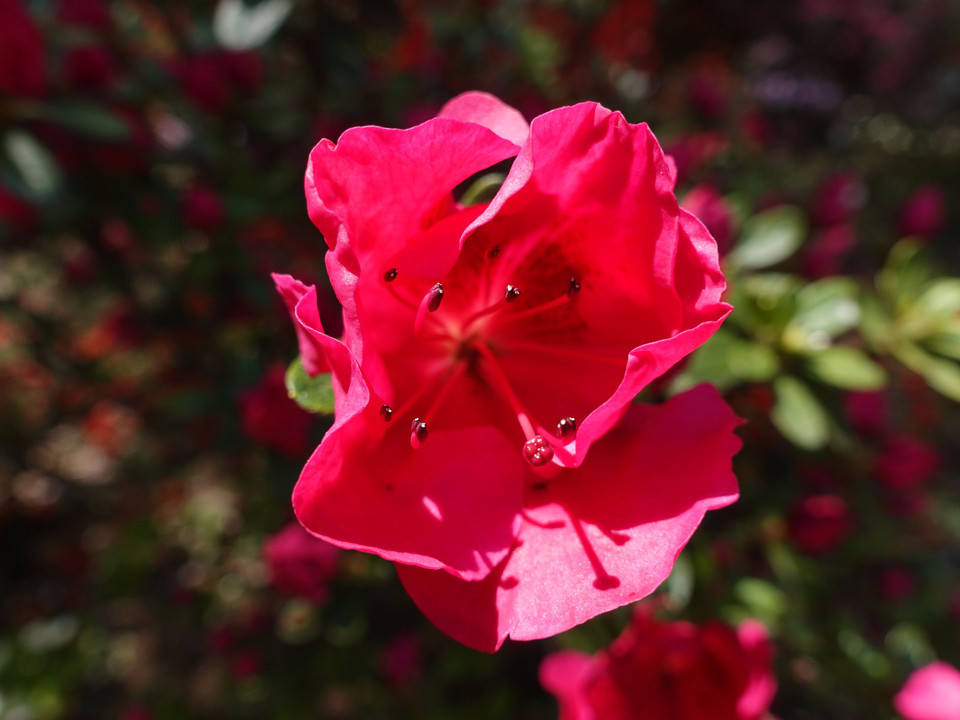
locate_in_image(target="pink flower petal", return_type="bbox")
[895,662,960,720]
[272,273,330,376]
[398,385,741,651]
[437,91,530,146]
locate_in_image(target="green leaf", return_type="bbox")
[734,578,787,623]
[666,553,695,610]
[727,205,806,271]
[214,0,293,51]
[285,358,335,414]
[460,172,506,206]
[3,130,61,200]
[926,328,960,361]
[790,277,861,338]
[34,103,130,141]
[804,346,888,390]
[771,375,830,450]
[915,278,960,317]
[893,342,960,403]
[727,339,780,382]
[877,239,930,307]
[669,329,739,393]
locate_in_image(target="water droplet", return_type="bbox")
[522,435,554,467]
[567,277,581,297]
[379,404,393,421]
[504,285,521,302]
[426,283,444,312]
[556,416,576,438]
[384,268,398,282]
[411,418,429,442]
[487,245,500,259]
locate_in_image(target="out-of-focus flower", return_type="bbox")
[540,611,776,720]
[239,364,313,457]
[879,567,916,602]
[0,185,37,233]
[263,522,340,603]
[231,649,263,680]
[681,184,736,255]
[787,494,851,555]
[811,172,866,227]
[875,434,940,491]
[802,223,857,279]
[58,0,112,31]
[381,633,422,687]
[0,0,46,98]
[64,45,117,90]
[182,185,225,233]
[895,662,960,720]
[277,92,739,649]
[844,390,888,437]
[898,185,946,239]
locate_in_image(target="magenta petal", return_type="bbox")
[538,651,596,720]
[895,662,960,720]
[398,385,741,649]
[437,91,530,146]
[271,273,330,376]
[295,422,526,581]
[305,119,520,267]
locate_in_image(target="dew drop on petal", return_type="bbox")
[384,268,398,282]
[379,404,393,421]
[567,277,581,297]
[426,283,444,312]
[522,435,554,467]
[555,416,576,438]
[504,285,521,303]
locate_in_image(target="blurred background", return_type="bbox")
[1,0,959,718]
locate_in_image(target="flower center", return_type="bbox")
[377,256,586,468]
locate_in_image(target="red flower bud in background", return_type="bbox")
[681,184,735,256]
[182,184,225,233]
[263,522,340,603]
[844,390,889,437]
[802,222,857,279]
[540,611,776,720]
[64,45,117,90]
[895,662,960,720]
[898,184,946,239]
[58,0,112,31]
[787,494,852,555]
[0,0,46,98]
[239,364,313,458]
[811,171,866,227]
[875,434,940,490]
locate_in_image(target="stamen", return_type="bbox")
[556,416,576,438]
[500,340,628,368]
[490,288,576,329]
[471,342,538,441]
[414,283,445,336]
[504,285,521,303]
[567,277,581,297]
[379,404,393,421]
[421,362,467,425]
[384,268,398,282]
[410,418,428,448]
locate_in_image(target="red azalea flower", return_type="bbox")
[895,662,960,720]
[875,434,940,491]
[540,611,776,720]
[276,92,738,650]
[182,184,225,233]
[239,365,313,457]
[64,45,117,90]
[58,0,112,31]
[263,522,341,603]
[0,0,46,98]
[811,171,866,227]
[898,184,946,239]
[787,494,851,555]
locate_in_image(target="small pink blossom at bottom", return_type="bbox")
[263,522,340,603]
[540,611,776,720]
[895,662,960,720]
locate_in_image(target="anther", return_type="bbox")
[567,277,581,297]
[487,245,500,258]
[379,404,393,421]
[504,285,521,303]
[556,416,576,439]
[426,283,444,312]
[523,435,555,467]
[411,418,428,444]
[384,268,398,282]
